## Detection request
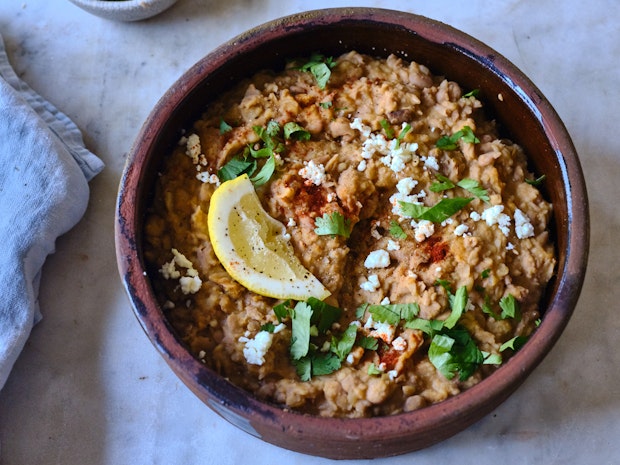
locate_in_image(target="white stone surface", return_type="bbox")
[0,0,617,463]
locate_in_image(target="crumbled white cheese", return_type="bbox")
[411,219,435,242]
[357,159,367,172]
[392,336,407,351]
[185,133,202,163]
[159,248,202,294]
[360,274,381,292]
[364,316,396,344]
[454,224,469,236]
[238,331,274,366]
[388,369,399,381]
[386,239,401,251]
[350,117,372,138]
[514,208,535,239]
[287,218,297,228]
[421,155,439,171]
[364,249,391,269]
[299,160,327,186]
[380,296,391,305]
[196,171,220,185]
[506,242,515,250]
[179,275,203,295]
[470,211,481,221]
[481,205,511,236]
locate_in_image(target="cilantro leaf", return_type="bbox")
[358,336,379,351]
[314,212,351,238]
[499,294,521,320]
[436,126,480,150]
[399,197,473,223]
[283,122,311,141]
[219,118,233,134]
[330,324,358,360]
[310,352,342,376]
[319,101,332,109]
[299,54,336,89]
[294,356,312,381]
[389,220,407,239]
[443,286,468,329]
[429,327,484,381]
[217,155,257,182]
[457,178,490,202]
[307,297,342,333]
[379,119,394,139]
[367,303,420,326]
[405,317,444,335]
[463,89,480,98]
[482,352,502,365]
[273,300,292,322]
[250,153,276,186]
[260,322,276,333]
[430,173,456,192]
[481,294,501,320]
[500,335,528,352]
[290,302,313,360]
[395,123,411,148]
[368,363,382,376]
[525,174,546,186]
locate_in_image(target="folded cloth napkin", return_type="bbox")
[0,34,104,390]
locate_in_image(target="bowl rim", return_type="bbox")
[115,6,589,458]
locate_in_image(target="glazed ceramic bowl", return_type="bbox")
[68,0,178,22]
[115,8,589,459]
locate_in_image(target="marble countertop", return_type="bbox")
[0,1,617,463]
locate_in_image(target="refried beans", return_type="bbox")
[143,51,556,418]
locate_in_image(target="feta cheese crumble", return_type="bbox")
[514,208,535,239]
[159,248,203,294]
[360,274,381,292]
[364,249,391,269]
[238,323,285,366]
[481,205,511,236]
[299,160,327,186]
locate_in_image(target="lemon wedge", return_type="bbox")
[207,174,330,301]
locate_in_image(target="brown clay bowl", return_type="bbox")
[115,8,589,459]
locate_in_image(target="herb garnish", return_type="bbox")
[389,220,407,239]
[399,197,473,223]
[299,53,336,89]
[430,174,490,202]
[314,212,352,238]
[218,120,311,186]
[525,174,546,186]
[436,125,480,150]
[379,119,395,139]
[463,89,480,98]
[219,118,233,134]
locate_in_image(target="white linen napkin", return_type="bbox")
[0,34,104,389]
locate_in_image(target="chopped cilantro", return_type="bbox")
[367,303,420,326]
[481,294,501,320]
[294,356,312,381]
[358,336,379,351]
[379,119,394,139]
[367,363,382,376]
[499,294,521,320]
[482,352,502,365]
[525,174,546,186]
[404,317,444,335]
[290,302,313,360]
[500,335,528,352]
[399,197,473,223]
[428,326,484,381]
[395,123,412,149]
[319,101,333,109]
[481,269,491,279]
[430,173,456,192]
[283,121,311,141]
[463,89,480,98]
[314,212,351,238]
[389,220,407,239]
[217,155,257,182]
[443,286,468,329]
[436,126,480,150]
[299,53,336,89]
[330,324,358,360]
[307,297,342,333]
[456,178,490,202]
[273,300,292,322]
[250,153,276,186]
[260,322,276,333]
[219,118,233,134]
[308,352,342,377]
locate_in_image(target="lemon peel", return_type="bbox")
[207,174,330,301]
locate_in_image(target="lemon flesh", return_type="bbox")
[207,174,330,301]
